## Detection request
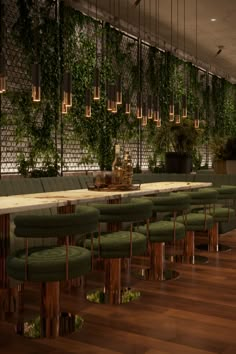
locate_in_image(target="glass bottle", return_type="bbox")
[123,151,133,185]
[112,144,123,185]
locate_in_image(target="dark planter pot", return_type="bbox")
[165,152,192,174]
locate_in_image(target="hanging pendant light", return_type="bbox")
[136,1,142,120]
[169,0,175,120]
[93,0,100,101]
[111,84,117,113]
[169,92,174,121]
[32,63,41,102]
[125,91,131,115]
[194,107,199,129]
[93,67,100,101]
[194,0,200,128]
[0,1,6,94]
[147,94,153,119]
[142,101,147,126]
[182,0,188,118]
[175,101,181,124]
[63,71,72,107]
[85,88,91,117]
[136,91,142,119]
[182,94,187,118]
[0,53,6,94]
[116,75,122,105]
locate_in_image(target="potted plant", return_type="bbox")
[224,137,236,174]
[165,119,202,173]
[209,135,228,174]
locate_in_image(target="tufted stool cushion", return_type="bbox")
[188,188,218,206]
[210,207,235,222]
[90,198,153,223]
[148,192,191,213]
[176,213,214,231]
[7,245,91,282]
[85,231,146,258]
[137,221,186,243]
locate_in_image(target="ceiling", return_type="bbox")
[67,0,236,82]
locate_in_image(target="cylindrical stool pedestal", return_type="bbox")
[148,242,164,281]
[40,281,60,338]
[104,258,121,305]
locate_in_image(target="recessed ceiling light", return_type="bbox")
[211,18,217,22]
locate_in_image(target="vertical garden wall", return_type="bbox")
[0,0,236,176]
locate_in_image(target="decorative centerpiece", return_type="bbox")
[89,145,139,191]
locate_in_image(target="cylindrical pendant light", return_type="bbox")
[93,67,100,101]
[147,94,153,119]
[85,88,91,117]
[169,0,175,120]
[182,0,188,118]
[93,0,100,101]
[116,75,122,105]
[125,91,131,115]
[169,92,174,121]
[0,2,6,94]
[153,95,160,122]
[0,54,6,93]
[136,92,142,119]
[194,107,199,129]
[182,94,187,118]
[175,101,181,124]
[111,84,117,113]
[142,101,147,126]
[63,71,72,107]
[32,63,41,102]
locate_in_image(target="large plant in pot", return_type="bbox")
[224,137,236,174]
[165,119,201,173]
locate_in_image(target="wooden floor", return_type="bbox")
[1,231,236,354]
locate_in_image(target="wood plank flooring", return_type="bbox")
[1,231,236,354]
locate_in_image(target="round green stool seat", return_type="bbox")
[85,231,146,258]
[188,188,218,205]
[210,207,235,222]
[7,245,91,282]
[90,199,153,223]
[176,213,214,231]
[137,221,186,243]
[148,193,191,213]
[216,186,236,200]
[14,212,99,239]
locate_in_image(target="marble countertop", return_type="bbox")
[0,181,212,215]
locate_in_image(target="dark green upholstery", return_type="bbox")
[137,221,186,243]
[188,188,218,205]
[176,213,214,231]
[210,207,235,222]
[90,198,153,223]
[148,192,190,213]
[14,208,99,238]
[85,231,146,258]
[7,245,91,282]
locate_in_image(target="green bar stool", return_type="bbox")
[134,192,190,280]
[6,213,97,338]
[84,198,153,305]
[177,188,217,260]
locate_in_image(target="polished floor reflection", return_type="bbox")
[1,231,236,354]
